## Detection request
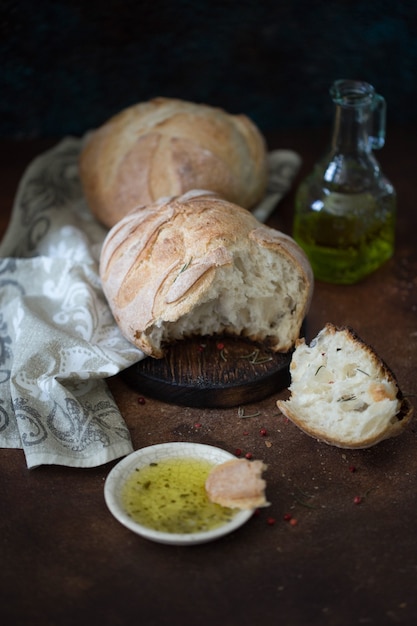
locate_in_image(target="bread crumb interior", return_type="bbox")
[145,246,306,352]
[285,329,400,443]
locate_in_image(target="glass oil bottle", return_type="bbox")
[293,79,396,284]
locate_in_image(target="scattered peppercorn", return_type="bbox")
[245,452,253,460]
[235,448,242,456]
[353,495,362,505]
[216,342,225,350]
[267,517,276,526]
[348,465,356,473]
[137,396,146,405]
[289,518,298,527]
[283,513,292,522]
[194,423,202,429]
[259,428,268,437]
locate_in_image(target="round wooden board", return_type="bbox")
[122,335,292,408]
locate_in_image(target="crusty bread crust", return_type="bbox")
[79,97,268,227]
[277,323,413,448]
[99,190,314,358]
[205,458,269,509]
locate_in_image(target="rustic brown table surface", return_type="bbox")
[1,127,416,626]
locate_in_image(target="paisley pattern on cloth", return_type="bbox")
[0,137,300,469]
[0,138,145,468]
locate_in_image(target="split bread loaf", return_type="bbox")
[277,323,413,448]
[205,458,269,510]
[99,190,314,358]
[79,97,268,228]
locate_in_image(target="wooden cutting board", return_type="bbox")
[122,335,292,408]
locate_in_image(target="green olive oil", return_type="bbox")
[293,187,396,284]
[121,457,237,534]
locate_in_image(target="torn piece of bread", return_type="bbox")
[205,458,269,509]
[79,97,268,227]
[99,190,314,358]
[277,323,413,449]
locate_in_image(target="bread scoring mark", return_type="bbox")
[169,136,242,204]
[165,247,233,304]
[117,132,161,205]
[101,221,146,279]
[115,219,179,310]
[100,220,133,278]
[101,202,175,279]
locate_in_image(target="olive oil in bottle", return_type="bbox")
[293,79,396,284]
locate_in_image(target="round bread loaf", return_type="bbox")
[99,190,314,358]
[277,323,413,448]
[79,97,268,228]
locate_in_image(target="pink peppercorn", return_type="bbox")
[267,517,276,526]
[259,428,268,437]
[235,448,242,457]
[353,496,362,505]
[283,513,292,522]
[245,452,253,460]
[137,396,146,405]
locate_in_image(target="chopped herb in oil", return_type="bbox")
[122,457,236,533]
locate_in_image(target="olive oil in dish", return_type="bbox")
[121,457,237,533]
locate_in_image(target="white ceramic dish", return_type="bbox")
[104,441,254,545]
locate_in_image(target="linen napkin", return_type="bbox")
[0,137,300,469]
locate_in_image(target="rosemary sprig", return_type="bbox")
[173,257,193,282]
[237,407,261,419]
[337,394,357,402]
[356,368,370,376]
[239,349,273,365]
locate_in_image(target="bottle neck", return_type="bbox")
[330,104,371,154]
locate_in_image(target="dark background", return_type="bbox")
[2,0,417,138]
